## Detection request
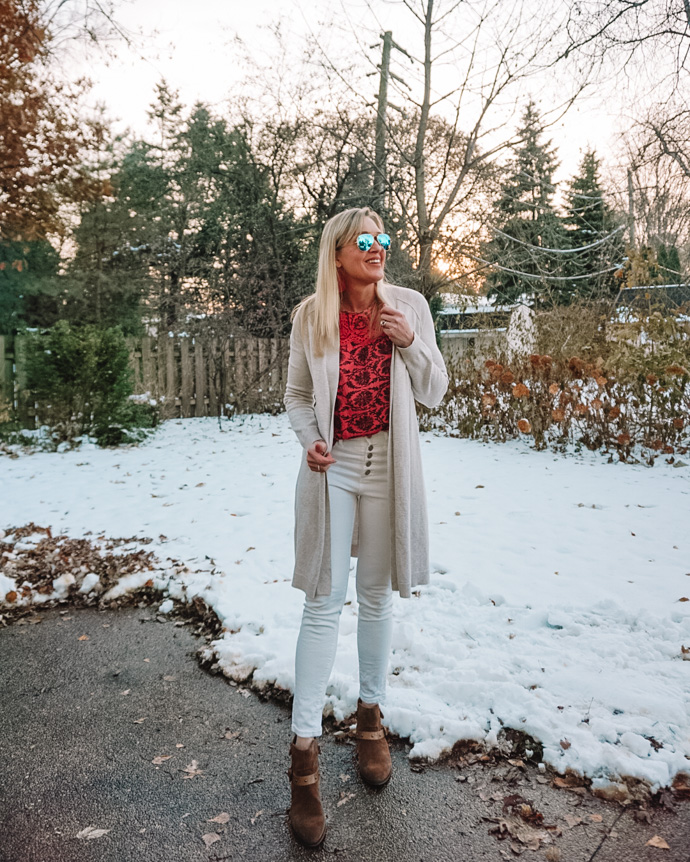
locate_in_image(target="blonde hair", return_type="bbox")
[292,206,390,355]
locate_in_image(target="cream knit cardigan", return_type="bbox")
[284,283,449,599]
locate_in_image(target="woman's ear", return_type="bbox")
[337,268,346,292]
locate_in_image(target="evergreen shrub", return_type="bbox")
[23,321,158,447]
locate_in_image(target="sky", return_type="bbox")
[64,0,637,189]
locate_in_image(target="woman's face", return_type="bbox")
[335,216,386,288]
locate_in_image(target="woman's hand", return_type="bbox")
[380,305,414,348]
[307,440,336,473]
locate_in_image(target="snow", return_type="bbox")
[1,414,689,790]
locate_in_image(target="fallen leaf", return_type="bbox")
[163,675,176,681]
[182,759,203,779]
[4,591,17,603]
[133,717,146,724]
[563,814,582,829]
[202,832,220,847]
[78,635,89,641]
[176,743,184,749]
[545,848,561,861]
[152,755,173,765]
[678,597,689,602]
[560,739,571,750]
[489,817,552,851]
[120,689,130,696]
[589,814,603,822]
[671,772,690,798]
[208,812,230,824]
[339,773,351,782]
[76,826,110,840]
[337,792,356,807]
[224,730,240,740]
[646,835,670,850]
[143,658,150,663]
[250,810,264,824]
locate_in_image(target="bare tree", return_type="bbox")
[561,0,690,74]
[310,0,587,298]
[610,123,690,268]
[561,0,690,196]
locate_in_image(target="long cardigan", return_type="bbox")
[284,283,449,599]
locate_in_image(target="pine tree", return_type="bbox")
[561,150,624,299]
[484,102,566,305]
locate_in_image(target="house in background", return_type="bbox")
[437,294,517,359]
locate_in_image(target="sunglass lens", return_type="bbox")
[357,233,374,251]
[377,233,391,250]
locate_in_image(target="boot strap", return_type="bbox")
[292,772,318,786]
[356,729,385,740]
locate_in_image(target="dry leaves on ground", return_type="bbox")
[208,812,230,824]
[202,832,220,847]
[488,794,560,852]
[181,760,202,779]
[671,773,690,798]
[0,524,158,618]
[76,826,110,840]
[151,755,172,765]
[646,835,671,850]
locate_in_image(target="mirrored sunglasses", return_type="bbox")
[356,232,391,252]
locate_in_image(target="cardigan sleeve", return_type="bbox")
[396,295,449,409]
[283,311,323,450]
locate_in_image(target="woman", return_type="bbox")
[284,207,448,847]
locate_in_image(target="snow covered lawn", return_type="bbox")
[1,414,689,791]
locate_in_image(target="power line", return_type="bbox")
[468,253,622,282]
[490,224,626,254]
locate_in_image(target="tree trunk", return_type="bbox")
[413,0,434,295]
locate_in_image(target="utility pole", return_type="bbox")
[374,31,392,213]
[627,168,635,247]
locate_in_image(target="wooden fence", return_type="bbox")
[0,333,290,425]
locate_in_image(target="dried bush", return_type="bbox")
[424,300,690,464]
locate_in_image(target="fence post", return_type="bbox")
[194,338,205,417]
[14,334,33,427]
[0,335,11,422]
[165,336,177,417]
[180,337,192,417]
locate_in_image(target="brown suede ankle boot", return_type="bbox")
[355,699,392,787]
[288,738,326,848]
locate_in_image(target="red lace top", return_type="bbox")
[333,307,392,441]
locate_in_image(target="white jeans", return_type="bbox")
[292,431,393,738]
